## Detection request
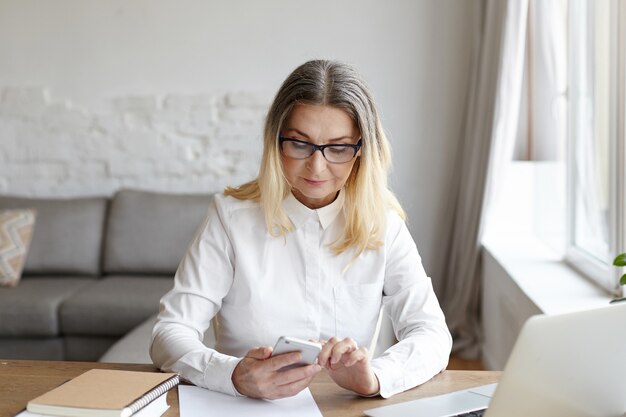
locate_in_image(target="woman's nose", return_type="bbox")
[306,149,327,173]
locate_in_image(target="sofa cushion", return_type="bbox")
[99,315,158,364]
[65,336,119,362]
[103,189,212,274]
[0,209,36,287]
[0,337,64,360]
[99,314,218,364]
[0,196,107,276]
[0,277,93,336]
[59,276,173,336]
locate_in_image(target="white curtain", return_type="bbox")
[435,0,528,359]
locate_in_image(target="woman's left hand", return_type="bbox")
[317,337,380,396]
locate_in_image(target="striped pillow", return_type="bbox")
[0,209,36,287]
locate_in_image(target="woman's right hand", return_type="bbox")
[231,346,322,399]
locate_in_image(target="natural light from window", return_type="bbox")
[486,0,624,296]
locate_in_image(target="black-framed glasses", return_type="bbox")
[278,135,362,164]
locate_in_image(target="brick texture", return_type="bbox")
[0,87,270,196]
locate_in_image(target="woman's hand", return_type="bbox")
[317,337,380,396]
[231,346,322,400]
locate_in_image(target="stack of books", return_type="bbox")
[26,369,179,417]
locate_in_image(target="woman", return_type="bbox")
[150,60,452,400]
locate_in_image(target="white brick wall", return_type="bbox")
[0,87,271,197]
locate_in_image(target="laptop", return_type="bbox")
[365,302,626,417]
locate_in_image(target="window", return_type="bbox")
[566,0,623,293]
[507,0,625,295]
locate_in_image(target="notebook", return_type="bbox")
[365,302,626,417]
[26,369,179,417]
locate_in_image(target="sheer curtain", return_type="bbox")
[435,0,528,358]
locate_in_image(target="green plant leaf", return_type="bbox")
[620,274,626,286]
[614,253,626,267]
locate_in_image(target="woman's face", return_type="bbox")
[280,104,361,209]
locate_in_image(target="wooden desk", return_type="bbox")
[0,360,500,417]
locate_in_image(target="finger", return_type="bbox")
[271,371,318,400]
[342,347,369,367]
[267,351,302,371]
[275,363,321,385]
[317,336,339,368]
[246,346,273,360]
[330,338,357,365]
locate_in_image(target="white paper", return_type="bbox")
[178,385,323,417]
[15,411,46,417]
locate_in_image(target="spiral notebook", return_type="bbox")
[25,369,179,417]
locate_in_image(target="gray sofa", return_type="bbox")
[0,189,213,362]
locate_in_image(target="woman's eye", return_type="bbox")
[291,141,309,150]
[328,146,350,155]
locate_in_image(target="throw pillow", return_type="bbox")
[0,209,37,287]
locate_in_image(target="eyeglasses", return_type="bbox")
[278,135,362,164]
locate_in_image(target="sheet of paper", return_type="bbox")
[15,411,45,417]
[179,385,323,417]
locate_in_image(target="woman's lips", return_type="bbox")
[304,178,326,186]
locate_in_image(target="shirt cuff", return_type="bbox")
[203,350,244,396]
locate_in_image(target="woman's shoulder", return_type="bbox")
[384,207,406,226]
[213,192,262,216]
[383,208,410,240]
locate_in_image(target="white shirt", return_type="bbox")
[150,191,452,398]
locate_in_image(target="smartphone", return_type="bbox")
[271,336,322,371]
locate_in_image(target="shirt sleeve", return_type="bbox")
[150,197,243,396]
[370,214,453,398]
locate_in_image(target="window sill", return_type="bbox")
[480,234,613,370]
[482,235,613,314]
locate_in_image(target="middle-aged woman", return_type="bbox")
[150,59,452,400]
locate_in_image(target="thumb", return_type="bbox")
[246,346,273,360]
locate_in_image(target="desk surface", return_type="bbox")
[0,360,500,417]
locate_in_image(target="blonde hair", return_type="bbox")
[225,60,405,259]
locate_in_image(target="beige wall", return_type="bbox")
[0,0,480,276]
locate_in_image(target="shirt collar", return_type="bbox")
[283,190,345,230]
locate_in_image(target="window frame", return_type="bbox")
[617,0,626,297]
[565,0,625,295]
